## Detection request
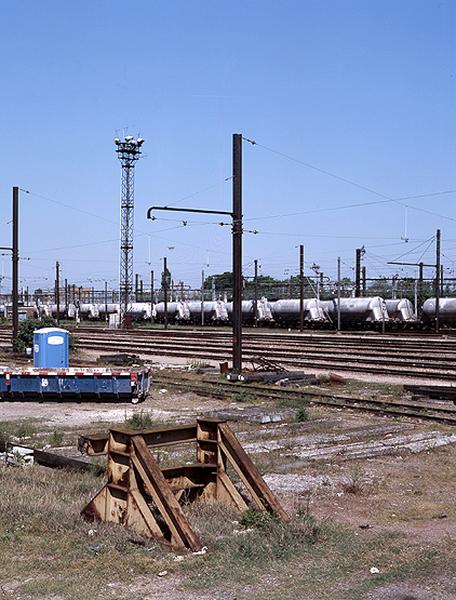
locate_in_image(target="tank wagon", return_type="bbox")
[226,298,274,326]
[154,301,190,324]
[422,298,456,328]
[322,297,389,328]
[385,299,417,326]
[270,299,331,327]
[186,300,228,325]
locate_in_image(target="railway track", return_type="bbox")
[2,327,456,382]
[153,374,456,426]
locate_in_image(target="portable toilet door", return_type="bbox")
[33,327,70,369]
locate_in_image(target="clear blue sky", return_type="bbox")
[1,0,455,292]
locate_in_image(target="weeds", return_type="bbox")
[296,407,310,422]
[342,465,367,495]
[49,430,64,446]
[232,390,257,403]
[276,395,311,410]
[0,420,38,444]
[240,507,276,530]
[125,410,155,429]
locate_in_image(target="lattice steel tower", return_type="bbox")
[114,135,144,323]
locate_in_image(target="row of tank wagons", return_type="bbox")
[10,296,455,329]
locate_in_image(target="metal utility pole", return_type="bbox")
[253,259,258,328]
[361,266,366,297]
[150,270,154,324]
[435,228,441,333]
[163,257,168,330]
[104,281,108,322]
[355,248,362,297]
[299,245,304,332]
[135,273,140,302]
[55,261,60,325]
[337,257,341,332]
[64,278,68,315]
[232,133,243,375]
[146,132,244,376]
[418,262,423,318]
[12,187,19,344]
[440,264,444,296]
[140,279,144,302]
[114,135,144,327]
[201,269,205,327]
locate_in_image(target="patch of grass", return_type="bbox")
[275,394,311,410]
[0,464,453,600]
[232,390,257,403]
[239,507,276,530]
[341,465,367,495]
[125,410,155,429]
[0,420,39,445]
[0,466,168,600]
[296,407,310,422]
[48,430,64,446]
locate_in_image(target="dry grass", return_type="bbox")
[0,460,453,600]
[0,465,169,599]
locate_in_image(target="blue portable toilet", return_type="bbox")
[33,327,70,369]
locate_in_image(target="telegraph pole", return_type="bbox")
[253,259,258,328]
[232,133,243,375]
[104,281,108,322]
[201,269,205,327]
[64,278,68,316]
[135,273,140,302]
[163,257,168,330]
[337,257,341,332]
[355,248,362,297]
[361,266,366,297]
[55,261,60,325]
[150,270,154,324]
[418,262,423,318]
[299,245,304,332]
[146,132,244,375]
[12,186,19,346]
[435,229,441,333]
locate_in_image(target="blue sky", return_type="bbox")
[0,0,455,292]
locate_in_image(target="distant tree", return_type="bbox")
[204,272,233,290]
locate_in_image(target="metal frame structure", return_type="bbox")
[115,136,144,325]
[81,418,289,551]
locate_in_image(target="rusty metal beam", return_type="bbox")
[79,424,198,455]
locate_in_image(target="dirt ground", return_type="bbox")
[0,374,455,599]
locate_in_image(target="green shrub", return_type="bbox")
[14,317,56,353]
[126,410,154,429]
[296,408,310,422]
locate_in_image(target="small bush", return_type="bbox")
[14,317,56,353]
[240,507,276,530]
[126,410,154,429]
[296,408,310,422]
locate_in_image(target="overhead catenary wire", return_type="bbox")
[242,137,456,224]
